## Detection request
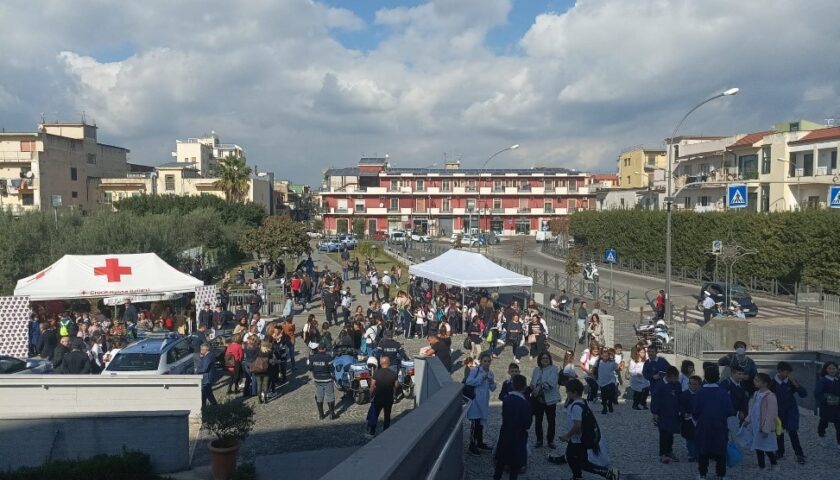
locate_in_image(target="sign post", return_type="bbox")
[711,240,722,282]
[727,184,747,209]
[604,248,617,302]
[829,185,840,209]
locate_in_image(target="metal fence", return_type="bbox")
[540,242,817,303]
[227,287,287,316]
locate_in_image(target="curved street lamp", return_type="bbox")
[664,88,738,324]
[477,144,519,241]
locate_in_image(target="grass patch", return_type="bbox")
[327,247,407,290]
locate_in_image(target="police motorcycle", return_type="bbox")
[583,261,599,282]
[331,343,372,405]
[367,347,415,400]
[633,318,674,353]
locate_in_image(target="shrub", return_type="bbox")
[0,450,164,480]
[202,400,255,448]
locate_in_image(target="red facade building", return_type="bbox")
[320,158,596,236]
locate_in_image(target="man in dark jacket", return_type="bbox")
[60,343,91,374]
[52,336,71,370]
[195,344,218,406]
[493,374,532,480]
[37,322,58,360]
[198,302,213,329]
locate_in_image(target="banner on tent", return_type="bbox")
[0,295,31,358]
[194,285,217,323]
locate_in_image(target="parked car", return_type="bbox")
[697,282,759,317]
[338,235,357,249]
[369,231,387,241]
[306,231,323,239]
[0,356,53,374]
[389,231,407,243]
[318,239,341,252]
[449,233,461,245]
[479,232,500,245]
[102,334,198,376]
[411,232,431,242]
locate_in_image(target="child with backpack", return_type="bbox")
[772,361,807,463]
[558,379,620,480]
[651,366,682,463]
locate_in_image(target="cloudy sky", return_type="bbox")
[1,0,838,185]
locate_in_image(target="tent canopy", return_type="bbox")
[14,253,204,301]
[408,249,533,288]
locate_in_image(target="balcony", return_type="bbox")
[491,207,504,214]
[387,207,399,213]
[0,151,34,163]
[517,185,532,192]
[440,207,452,213]
[388,186,400,192]
[335,207,349,214]
[465,186,478,193]
[492,187,505,193]
[355,205,366,213]
[440,187,453,193]
[544,206,555,213]
[517,207,531,213]
[415,186,427,192]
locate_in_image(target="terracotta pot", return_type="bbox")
[208,438,241,480]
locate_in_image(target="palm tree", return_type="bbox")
[214,155,251,203]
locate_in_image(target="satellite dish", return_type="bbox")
[25,171,34,179]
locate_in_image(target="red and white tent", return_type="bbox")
[14,253,204,301]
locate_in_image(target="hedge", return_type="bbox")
[0,451,165,480]
[569,209,840,292]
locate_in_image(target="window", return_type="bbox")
[103,192,113,204]
[466,180,476,192]
[164,175,176,191]
[87,154,96,165]
[789,122,800,132]
[544,200,553,212]
[807,196,820,209]
[415,179,425,191]
[832,151,838,171]
[569,179,578,192]
[70,167,77,181]
[683,197,691,209]
[390,179,398,191]
[22,193,34,206]
[493,179,503,192]
[700,196,709,206]
[788,153,796,177]
[466,198,476,212]
[761,184,770,212]
[167,342,191,364]
[389,198,399,211]
[493,198,501,211]
[442,198,451,212]
[738,154,758,180]
[518,198,529,212]
[761,146,771,174]
[568,198,577,212]
[71,191,78,199]
[20,140,35,152]
[441,179,452,192]
[803,153,814,176]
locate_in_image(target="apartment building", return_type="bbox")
[173,132,244,176]
[0,121,129,214]
[320,157,596,236]
[616,146,667,188]
[98,162,273,214]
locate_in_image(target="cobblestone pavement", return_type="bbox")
[463,346,840,480]
[194,250,431,467]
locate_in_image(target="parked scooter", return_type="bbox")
[398,359,415,399]
[583,262,599,282]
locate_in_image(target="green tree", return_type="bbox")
[311,219,324,233]
[114,194,265,227]
[566,247,583,277]
[240,215,312,263]
[213,155,252,203]
[352,218,366,239]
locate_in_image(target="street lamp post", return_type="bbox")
[477,144,519,247]
[664,88,738,324]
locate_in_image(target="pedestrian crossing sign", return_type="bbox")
[830,186,840,209]
[604,248,617,264]
[727,184,747,209]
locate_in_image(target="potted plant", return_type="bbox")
[202,400,255,480]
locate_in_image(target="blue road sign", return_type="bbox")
[604,248,617,264]
[830,186,840,209]
[727,184,747,209]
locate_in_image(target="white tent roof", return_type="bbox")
[408,249,533,288]
[14,253,204,301]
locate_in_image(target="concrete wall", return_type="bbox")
[0,375,202,418]
[0,411,190,473]
[321,357,464,480]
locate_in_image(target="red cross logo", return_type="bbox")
[27,266,53,283]
[94,258,133,283]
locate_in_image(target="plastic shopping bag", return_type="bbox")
[734,425,753,449]
[726,441,743,468]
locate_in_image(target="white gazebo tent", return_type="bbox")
[14,253,204,301]
[408,249,533,289]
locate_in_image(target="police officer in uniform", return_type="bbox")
[309,343,337,420]
[377,331,407,373]
[322,285,338,326]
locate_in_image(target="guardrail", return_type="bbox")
[540,242,825,304]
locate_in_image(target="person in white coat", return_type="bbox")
[466,352,497,455]
[629,345,651,410]
[531,351,561,449]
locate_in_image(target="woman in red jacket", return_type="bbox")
[225,334,245,394]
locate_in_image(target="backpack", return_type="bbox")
[572,400,601,454]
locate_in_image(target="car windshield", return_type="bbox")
[107,353,161,371]
[729,287,748,298]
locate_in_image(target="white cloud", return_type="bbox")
[0,0,839,184]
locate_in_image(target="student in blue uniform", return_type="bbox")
[771,361,807,463]
[680,375,702,462]
[642,345,671,411]
[693,366,734,480]
[651,366,682,464]
[499,363,521,402]
[815,361,840,447]
[719,364,749,422]
[493,374,533,480]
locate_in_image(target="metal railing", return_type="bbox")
[540,242,811,302]
[425,401,470,480]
